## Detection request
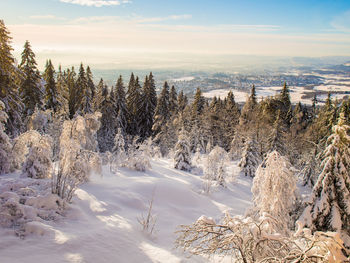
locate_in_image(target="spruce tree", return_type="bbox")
[97,86,117,152]
[19,40,43,116]
[240,85,257,125]
[152,81,170,136]
[266,110,286,155]
[114,75,128,135]
[94,78,104,111]
[0,20,23,136]
[86,66,95,103]
[76,63,91,114]
[43,59,60,113]
[126,73,142,135]
[300,111,350,236]
[239,138,261,177]
[67,67,77,118]
[177,90,188,113]
[169,85,178,115]
[192,87,205,117]
[56,65,69,117]
[280,82,291,112]
[174,128,191,171]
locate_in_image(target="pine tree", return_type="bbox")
[86,66,95,103]
[43,59,60,112]
[152,81,170,136]
[266,110,286,155]
[97,86,117,152]
[126,73,142,135]
[239,138,261,177]
[169,85,178,115]
[19,40,43,116]
[114,75,128,135]
[177,90,188,113]
[0,20,23,136]
[138,75,156,139]
[192,87,205,117]
[299,112,350,236]
[67,67,77,118]
[174,128,191,171]
[94,78,104,111]
[76,63,91,114]
[240,85,257,125]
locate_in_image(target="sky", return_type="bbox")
[2,0,350,69]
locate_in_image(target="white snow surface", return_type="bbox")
[0,159,252,263]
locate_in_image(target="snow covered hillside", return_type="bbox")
[0,159,252,263]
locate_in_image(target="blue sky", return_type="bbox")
[2,0,350,68]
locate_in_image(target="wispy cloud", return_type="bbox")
[59,0,131,7]
[331,10,350,33]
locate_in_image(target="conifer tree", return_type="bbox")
[152,81,170,136]
[169,85,178,115]
[239,138,261,177]
[94,78,104,111]
[56,65,69,117]
[67,67,77,118]
[0,20,23,136]
[114,75,128,135]
[177,90,188,113]
[43,59,60,113]
[280,82,291,111]
[240,85,257,125]
[148,72,157,111]
[76,63,91,114]
[0,100,13,174]
[192,88,205,117]
[138,75,156,139]
[19,40,43,116]
[126,73,142,135]
[86,66,95,102]
[174,128,191,171]
[266,110,286,155]
[299,111,350,236]
[97,86,117,152]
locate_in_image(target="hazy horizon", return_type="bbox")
[3,0,350,70]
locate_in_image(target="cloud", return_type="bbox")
[59,0,131,7]
[331,10,350,33]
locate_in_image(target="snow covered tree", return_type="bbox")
[174,128,191,171]
[239,85,257,126]
[126,73,142,135]
[113,75,128,135]
[0,20,23,137]
[19,40,43,116]
[279,81,291,117]
[239,138,261,177]
[192,87,205,117]
[138,74,157,139]
[0,100,12,174]
[56,65,69,117]
[169,85,178,115]
[299,112,350,237]
[252,151,298,232]
[86,66,95,104]
[22,134,53,179]
[93,78,104,111]
[204,146,228,187]
[76,63,91,114]
[153,81,170,135]
[97,86,117,152]
[43,59,60,113]
[266,110,286,155]
[177,90,188,113]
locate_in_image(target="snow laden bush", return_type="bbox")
[52,113,102,202]
[298,113,350,246]
[22,133,53,179]
[174,128,192,171]
[110,128,127,173]
[176,212,348,262]
[203,146,228,190]
[252,151,298,232]
[125,137,151,172]
[238,138,261,177]
[0,100,13,175]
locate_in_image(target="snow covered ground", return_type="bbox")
[0,159,252,263]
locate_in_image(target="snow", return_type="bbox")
[171,76,195,82]
[0,159,252,263]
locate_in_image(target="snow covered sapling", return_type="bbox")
[252,151,298,232]
[22,134,53,179]
[238,138,261,177]
[0,100,12,175]
[298,112,350,240]
[126,137,151,172]
[174,128,192,171]
[52,114,101,202]
[110,128,127,173]
[204,146,228,186]
[138,190,157,236]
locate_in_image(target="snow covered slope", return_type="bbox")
[0,159,252,263]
